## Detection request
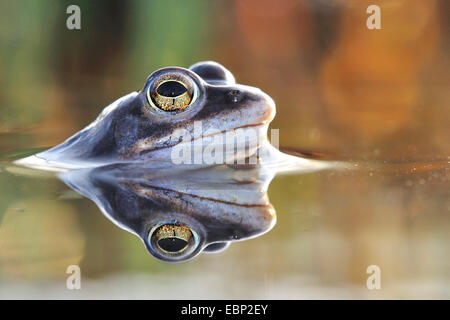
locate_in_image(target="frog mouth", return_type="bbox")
[137,121,269,155]
[14,122,269,170]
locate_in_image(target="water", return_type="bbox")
[0,142,448,299]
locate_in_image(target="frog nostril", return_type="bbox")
[228,89,242,103]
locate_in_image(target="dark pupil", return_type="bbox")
[158,238,188,252]
[157,81,187,97]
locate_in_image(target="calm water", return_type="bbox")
[0,142,448,299]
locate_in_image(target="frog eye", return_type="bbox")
[146,72,197,112]
[147,223,200,261]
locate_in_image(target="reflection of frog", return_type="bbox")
[16,61,276,169]
[60,163,277,262]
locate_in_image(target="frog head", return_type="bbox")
[17,61,276,169]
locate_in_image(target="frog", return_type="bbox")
[10,61,338,262]
[15,61,280,170]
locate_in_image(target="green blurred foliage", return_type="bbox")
[126,0,212,82]
[0,1,58,130]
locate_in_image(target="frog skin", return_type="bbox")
[15,61,279,170]
[59,162,276,262]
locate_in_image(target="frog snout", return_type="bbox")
[259,90,276,124]
[248,88,276,125]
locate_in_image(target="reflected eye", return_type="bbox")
[147,72,196,112]
[148,223,199,260]
[153,224,192,253]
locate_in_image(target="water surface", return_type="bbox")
[0,142,448,299]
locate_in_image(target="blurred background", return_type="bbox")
[0,0,448,299]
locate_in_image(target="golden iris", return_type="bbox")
[150,78,193,111]
[152,224,193,254]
